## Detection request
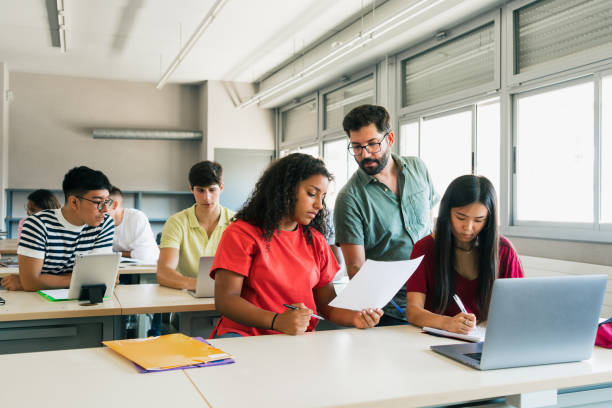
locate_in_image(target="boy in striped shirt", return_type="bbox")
[1,166,115,291]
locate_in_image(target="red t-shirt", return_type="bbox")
[406,235,524,319]
[210,219,339,337]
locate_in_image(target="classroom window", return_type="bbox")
[298,144,319,158]
[514,0,612,75]
[401,22,495,109]
[323,139,350,210]
[398,98,501,211]
[475,100,501,200]
[515,81,594,223]
[323,75,375,131]
[281,99,317,144]
[421,109,473,201]
[399,121,419,157]
[601,75,612,224]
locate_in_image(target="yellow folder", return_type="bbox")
[103,333,232,370]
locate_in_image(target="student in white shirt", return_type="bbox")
[108,187,159,263]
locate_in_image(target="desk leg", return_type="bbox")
[506,389,557,407]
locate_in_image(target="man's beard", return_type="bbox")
[358,149,391,175]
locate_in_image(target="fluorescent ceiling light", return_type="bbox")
[157,0,229,89]
[238,0,446,109]
[92,129,202,141]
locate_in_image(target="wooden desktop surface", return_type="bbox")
[114,283,215,314]
[0,347,206,408]
[0,289,121,322]
[0,238,18,254]
[189,325,612,408]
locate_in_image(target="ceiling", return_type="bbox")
[0,0,378,84]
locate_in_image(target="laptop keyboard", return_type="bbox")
[465,352,482,361]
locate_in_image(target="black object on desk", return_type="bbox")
[0,296,5,305]
[78,284,106,305]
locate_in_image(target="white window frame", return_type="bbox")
[396,9,501,117]
[505,0,612,87]
[501,72,612,243]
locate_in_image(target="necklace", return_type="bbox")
[454,241,476,253]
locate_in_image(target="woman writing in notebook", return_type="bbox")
[405,175,523,334]
[211,153,383,337]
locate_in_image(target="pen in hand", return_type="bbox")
[452,294,468,314]
[453,294,475,328]
[283,303,325,320]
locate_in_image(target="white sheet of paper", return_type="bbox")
[39,288,70,300]
[329,256,423,311]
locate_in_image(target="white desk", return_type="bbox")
[188,325,612,408]
[0,289,121,354]
[0,347,206,408]
[0,238,18,255]
[115,284,217,338]
[0,264,157,277]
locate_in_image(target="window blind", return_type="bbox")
[515,0,612,73]
[282,100,317,144]
[323,75,375,131]
[402,23,495,108]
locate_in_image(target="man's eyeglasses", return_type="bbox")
[347,132,389,156]
[77,196,114,211]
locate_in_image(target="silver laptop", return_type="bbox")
[188,256,215,298]
[431,275,606,370]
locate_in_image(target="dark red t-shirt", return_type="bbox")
[406,235,524,319]
[211,220,338,336]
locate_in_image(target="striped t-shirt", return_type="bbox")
[17,208,115,274]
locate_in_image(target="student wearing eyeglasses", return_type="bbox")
[334,104,439,326]
[1,166,115,291]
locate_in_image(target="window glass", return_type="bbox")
[323,139,350,210]
[400,122,419,157]
[476,100,500,201]
[516,81,594,223]
[421,110,472,209]
[298,145,319,158]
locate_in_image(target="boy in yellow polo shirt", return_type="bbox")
[157,161,234,291]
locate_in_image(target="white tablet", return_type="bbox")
[66,253,121,299]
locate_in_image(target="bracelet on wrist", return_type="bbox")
[270,313,279,330]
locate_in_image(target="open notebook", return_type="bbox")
[423,325,486,343]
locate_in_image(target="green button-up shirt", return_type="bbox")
[334,154,439,320]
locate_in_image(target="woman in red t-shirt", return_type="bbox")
[211,153,383,337]
[405,175,523,335]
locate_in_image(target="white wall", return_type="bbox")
[205,80,275,160]
[8,72,201,191]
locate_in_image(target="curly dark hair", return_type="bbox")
[235,153,333,244]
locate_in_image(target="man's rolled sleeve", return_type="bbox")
[333,192,365,246]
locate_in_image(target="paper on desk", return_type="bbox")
[422,326,486,343]
[38,288,70,301]
[329,256,423,311]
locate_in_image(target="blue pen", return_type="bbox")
[283,303,325,320]
[389,299,405,315]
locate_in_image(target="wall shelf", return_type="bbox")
[4,189,194,238]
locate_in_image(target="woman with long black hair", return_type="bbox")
[210,153,383,338]
[405,175,523,334]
